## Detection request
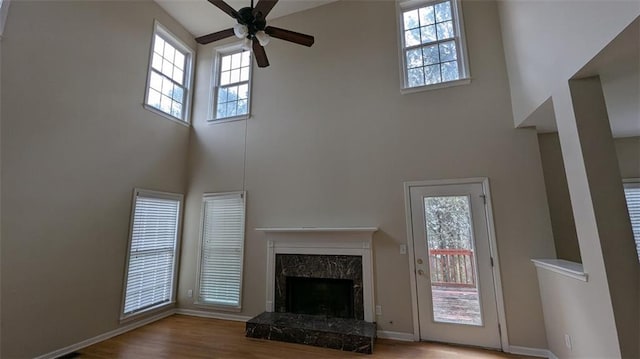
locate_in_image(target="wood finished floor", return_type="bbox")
[76,315,535,359]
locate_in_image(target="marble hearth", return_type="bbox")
[246,312,376,354]
[246,227,378,353]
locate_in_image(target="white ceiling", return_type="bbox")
[154,0,337,37]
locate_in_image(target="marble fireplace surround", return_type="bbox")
[256,227,378,322]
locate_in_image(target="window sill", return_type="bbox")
[143,104,190,127]
[531,259,588,282]
[194,301,242,312]
[119,301,176,323]
[208,114,250,124]
[401,77,471,95]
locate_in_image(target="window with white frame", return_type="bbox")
[145,21,194,123]
[196,192,246,308]
[399,0,469,90]
[0,0,10,37]
[623,181,640,261]
[122,189,183,318]
[212,47,252,121]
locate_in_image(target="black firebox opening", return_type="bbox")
[286,276,355,319]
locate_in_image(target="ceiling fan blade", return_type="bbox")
[252,40,270,68]
[207,0,239,20]
[195,28,236,45]
[265,26,314,47]
[252,0,278,18]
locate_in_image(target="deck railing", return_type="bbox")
[428,248,476,288]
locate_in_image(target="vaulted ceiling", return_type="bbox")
[154,0,337,37]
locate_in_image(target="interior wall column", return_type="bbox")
[553,76,639,358]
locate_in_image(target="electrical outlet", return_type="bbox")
[400,244,407,254]
[375,305,382,316]
[564,334,572,351]
[187,289,193,298]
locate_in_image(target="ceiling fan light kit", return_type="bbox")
[195,0,315,68]
[255,31,270,46]
[233,23,249,38]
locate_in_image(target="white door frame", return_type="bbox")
[403,177,509,349]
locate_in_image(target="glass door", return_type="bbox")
[409,182,501,348]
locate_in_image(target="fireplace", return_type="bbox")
[259,227,377,321]
[246,227,378,354]
[274,253,364,320]
[287,276,354,318]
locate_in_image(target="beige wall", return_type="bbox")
[0,1,194,357]
[177,0,556,349]
[535,268,621,358]
[497,0,640,126]
[537,134,640,264]
[537,133,581,262]
[615,136,640,179]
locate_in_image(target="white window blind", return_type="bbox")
[197,192,246,308]
[623,183,640,261]
[122,190,182,317]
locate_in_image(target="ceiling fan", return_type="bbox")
[195,0,315,68]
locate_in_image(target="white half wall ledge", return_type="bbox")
[532,259,588,282]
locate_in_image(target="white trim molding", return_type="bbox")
[175,308,252,322]
[34,310,175,359]
[403,177,509,349]
[376,330,416,342]
[507,345,558,359]
[256,227,378,322]
[256,227,378,234]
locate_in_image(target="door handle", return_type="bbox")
[417,269,424,276]
[417,258,423,264]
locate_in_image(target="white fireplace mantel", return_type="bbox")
[256,227,379,234]
[256,227,378,322]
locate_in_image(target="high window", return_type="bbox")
[144,21,194,124]
[398,0,470,91]
[122,189,183,319]
[212,46,252,121]
[0,0,10,37]
[196,192,246,309]
[623,181,640,261]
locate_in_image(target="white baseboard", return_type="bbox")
[508,345,557,359]
[175,308,252,322]
[376,330,416,342]
[33,310,175,359]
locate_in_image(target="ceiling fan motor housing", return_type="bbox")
[238,7,266,37]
